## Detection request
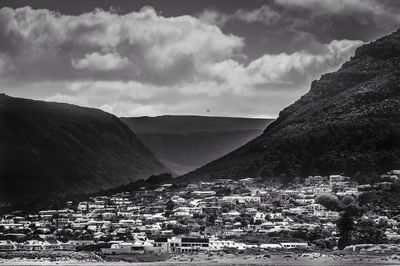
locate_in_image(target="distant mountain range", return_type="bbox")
[0,94,169,206]
[121,116,272,175]
[183,29,400,183]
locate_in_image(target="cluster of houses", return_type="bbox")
[1,171,400,254]
[0,239,75,251]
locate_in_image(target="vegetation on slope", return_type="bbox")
[183,29,400,182]
[0,95,169,205]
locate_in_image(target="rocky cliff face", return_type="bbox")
[0,95,169,205]
[183,29,400,182]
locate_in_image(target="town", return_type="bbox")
[1,171,400,256]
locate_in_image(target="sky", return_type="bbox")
[0,0,400,118]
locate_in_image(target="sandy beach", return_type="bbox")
[2,252,400,266]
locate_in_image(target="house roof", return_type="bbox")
[45,238,59,244]
[181,238,209,243]
[154,237,168,242]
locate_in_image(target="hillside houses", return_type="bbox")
[1,172,399,253]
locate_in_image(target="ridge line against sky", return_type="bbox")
[0,0,399,118]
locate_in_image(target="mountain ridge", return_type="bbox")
[121,115,271,134]
[0,94,169,205]
[121,116,272,175]
[182,28,400,183]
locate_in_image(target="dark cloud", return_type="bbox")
[0,1,396,117]
[200,0,400,58]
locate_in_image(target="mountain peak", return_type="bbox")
[354,28,400,60]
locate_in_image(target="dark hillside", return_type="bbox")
[0,95,169,205]
[183,29,400,182]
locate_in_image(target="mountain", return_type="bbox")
[120,116,272,175]
[0,94,169,205]
[183,29,400,183]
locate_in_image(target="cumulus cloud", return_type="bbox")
[0,5,364,118]
[246,40,363,85]
[0,6,243,84]
[198,39,363,95]
[71,52,131,71]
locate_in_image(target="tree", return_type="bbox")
[146,173,173,186]
[254,219,262,225]
[241,219,248,228]
[166,200,174,211]
[173,226,189,236]
[192,212,204,219]
[354,220,388,244]
[164,200,175,217]
[316,194,341,211]
[207,215,216,226]
[28,223,36,230]
[337,211,354,249]
[341,195,355,206]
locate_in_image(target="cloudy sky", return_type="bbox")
[1,0,400,118]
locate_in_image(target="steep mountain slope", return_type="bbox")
[183,29,400,182]
[0,95,169,205]
[121,116,272,175]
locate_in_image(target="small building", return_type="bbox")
[67,240,95,247]
[220,195,261,204]
[280,242,308,249]
[192,191,216,197]
[179,238,209,253]
[329,175,349,187]
[304,176,327,186]
[161,184,173,190]
[17,240,44,251]
[186,184,199,191]
[210,240,238,250]
[313,186,332,196]
[0,240,16,251]
[43,239,62,250]
[316,210,340,221]
[305,203,326,214]
[147,237,209,253]
[101,242,145,255]
[253,211,266,222]
[260,243,283,250]
[388,170,400,175]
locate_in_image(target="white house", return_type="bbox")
[192,191,216,197]
[253,212,266,222]
[280,242,308,249]
[313,186,332,195]
[260,243,282,250]
[220,196,261,204]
